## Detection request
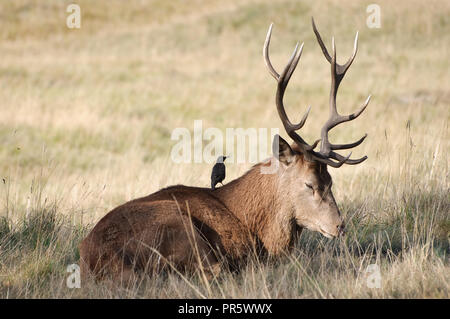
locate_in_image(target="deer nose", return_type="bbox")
[337,223,346,236]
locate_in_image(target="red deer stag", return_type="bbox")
[79,18,371,282]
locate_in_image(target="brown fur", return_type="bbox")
[79,147,344,282]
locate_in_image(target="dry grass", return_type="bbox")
[0,0,449,298]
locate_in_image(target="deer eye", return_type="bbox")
[305,183,314,191]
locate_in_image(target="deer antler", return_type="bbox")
[264,20,370,168]
[264,23,320,154]
[312,17,371,166]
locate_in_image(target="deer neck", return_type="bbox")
[214,159,296,255]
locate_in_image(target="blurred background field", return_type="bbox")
[0,0,448,298]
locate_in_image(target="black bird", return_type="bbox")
[211,156,227,190]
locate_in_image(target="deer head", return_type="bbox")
[264,18,371,238]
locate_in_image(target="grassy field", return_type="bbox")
[0,0,449,298]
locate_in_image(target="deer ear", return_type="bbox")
[272,134,295,165]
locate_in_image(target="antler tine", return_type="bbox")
[282,42,303,88]
[330,133,367,150]
[324,95,371,134]
[263,23,280,80]
[330,151,367,165]
[314,151,353,168]
[312,17,359,78]
[277,44,312,145]
[342,31,358,72]
[311,17,332,63]
[264,23,315,151]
